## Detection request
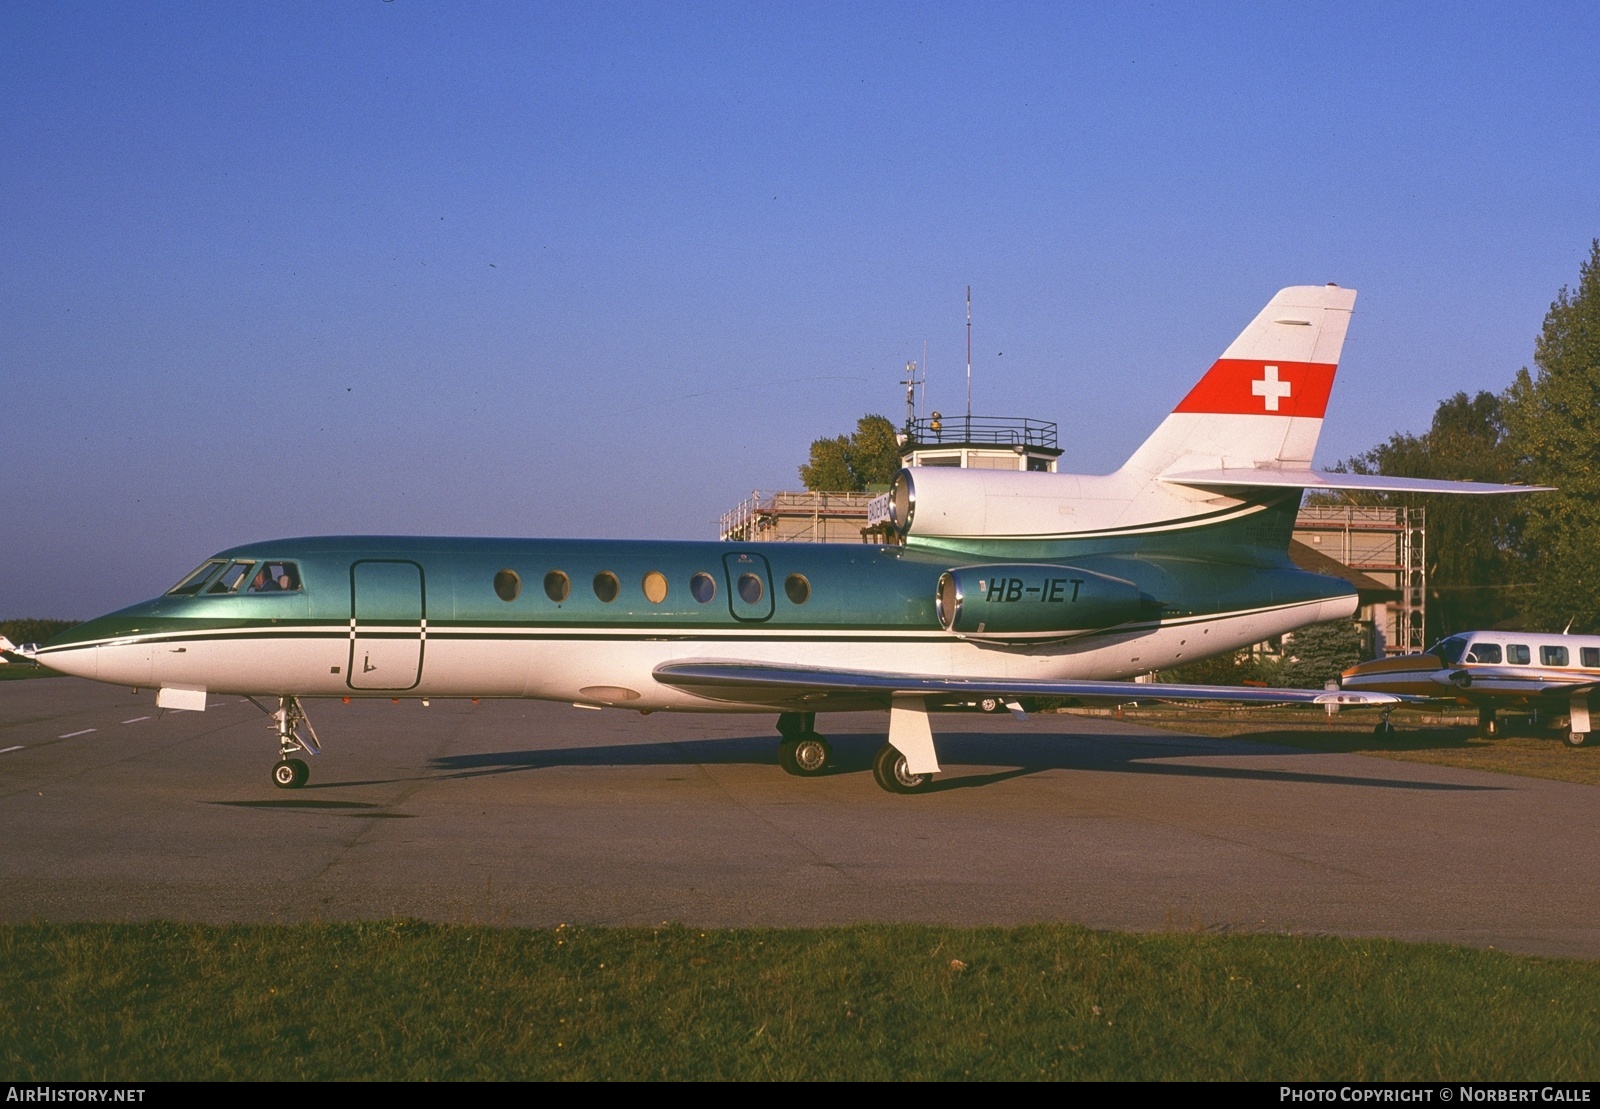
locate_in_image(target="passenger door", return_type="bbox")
[349,560,425,690]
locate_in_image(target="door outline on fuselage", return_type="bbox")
[348,559,426,691]
[721,552,775,622]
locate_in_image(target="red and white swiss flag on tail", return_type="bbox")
[1172,359,1337,419]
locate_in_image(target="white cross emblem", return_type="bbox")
[1252,364,1292,412]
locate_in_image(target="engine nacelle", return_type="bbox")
[936,563,1158,641]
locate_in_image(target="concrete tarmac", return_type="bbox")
[2,677,1597,958]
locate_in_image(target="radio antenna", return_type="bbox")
[965,285,972,418]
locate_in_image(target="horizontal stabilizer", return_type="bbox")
[1161,469,1552,496]
[655,660,1420,708]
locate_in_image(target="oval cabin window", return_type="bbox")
[494,569,521,602]
[784,573,810,605]
[643,571,668,604]
[594,571,620,603]
[737,573,763,604]
[690,572,716,603]
[544,570,571,603]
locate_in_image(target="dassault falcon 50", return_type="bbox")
[10,285,1544,792]
[1342,631,1600,746]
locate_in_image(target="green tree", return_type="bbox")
[1503,240,1600,631]
[799,415,901,491]
[1279,620,1363,689]
[1341,390,1527,638]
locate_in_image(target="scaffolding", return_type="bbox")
[719,490,881,544]
[1294,505,1426,653]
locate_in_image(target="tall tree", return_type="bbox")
[1342,390,1527,638]
[799,415,901,491]
[1503,240,1600,631]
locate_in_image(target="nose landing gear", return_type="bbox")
[250,695,321,789]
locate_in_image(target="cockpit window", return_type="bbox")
[206,561,257,594]
[247,561,302,593]
[1430,635,1469,666]
[1466,642,1502,664]
[167,559,228,596]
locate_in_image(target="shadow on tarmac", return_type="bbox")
[423,728,1507,793]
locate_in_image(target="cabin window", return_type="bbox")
[642,571,668,604]
[594,571,620,603]
[737,573,764,605]
[247,562,301,593]
[1584,648,1600,668]
[1507,644,1531,665]
[1467,643,1502,664]
[167,559,227,596]
[1541,645,1569,667]
[544,571,570,602]
[690,572,716,603]
[494,569,521,602]
[206,561,256,594]
[784,573,810,605]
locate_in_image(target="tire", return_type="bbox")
[273,758,309,789]
[871,742,931,794]
[778,735,831,776]
[1373,720,1395,738]
[978,697,1003,714]
[1564,731,1590,748]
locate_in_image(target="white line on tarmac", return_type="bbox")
[0,745,22,754]
[59,729,96,738]
[121,716,150,724]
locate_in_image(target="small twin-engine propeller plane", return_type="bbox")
[1342,632,1600,746]
[12,285,1545,793]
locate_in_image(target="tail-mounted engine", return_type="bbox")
[936,564,1161,642]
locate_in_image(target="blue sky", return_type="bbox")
[4,2,1598,618]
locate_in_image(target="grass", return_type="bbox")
[1095,705,1600,788]
[2,921,1598,1081]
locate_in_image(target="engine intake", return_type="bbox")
[937,564,1158,641]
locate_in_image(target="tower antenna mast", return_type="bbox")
[965,285,972,419]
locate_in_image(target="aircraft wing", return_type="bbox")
[653,660,1416,707]
[1160,469,1550,495]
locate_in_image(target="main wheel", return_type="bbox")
[273,758,309,789]
[1564,731,1590,748]
[778,735,832,776]
[978,697,1003,714]
[1478,708,1500,738]
[1373,720,1396,738]
[871,742,932,794]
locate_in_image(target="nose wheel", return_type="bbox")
[872,742,932,794]
[249,695,321,789]
[273,758,310,789]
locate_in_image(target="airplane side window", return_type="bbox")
[1584,648,1600,668]
[784,573,810,605]
[594,571,620,603]
[690,572,716,603]
[207,561,256,594]
[167,559,227,596]
[642,571,668,604]
[1507,645,1530,665]
[248,562,302,593]
[737,573,763,604]
[1541,645,1569,667]
[1467,643,1502,664]
[1432,636,1469,666]
[494,569,521,602]
[544,571,570,603]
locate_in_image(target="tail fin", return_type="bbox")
[1119,285,1356,481]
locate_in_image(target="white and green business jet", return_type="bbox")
[10,286,1541,793]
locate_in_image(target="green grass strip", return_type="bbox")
[3,922,1599,1080]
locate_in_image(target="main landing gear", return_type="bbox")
[1373,709,1396,738]
[871,742,932,794]
[776,712,832,776]
[250,695,321,790]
